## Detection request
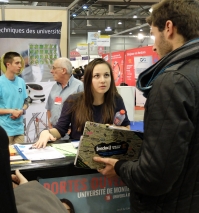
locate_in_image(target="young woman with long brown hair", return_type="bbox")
[34,58,130,148]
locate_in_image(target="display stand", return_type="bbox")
[116,86,135,121]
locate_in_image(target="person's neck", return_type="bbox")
[59,76,70,88]
[5,71,15,80]
[93,94,104,105]
[171,34,185,51]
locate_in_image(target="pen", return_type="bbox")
[29,146,36,150]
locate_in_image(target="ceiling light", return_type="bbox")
[129,32,132,35]
[139,29,143,31]
[83,5,87,9]
[138,33,144,40]
[71,30,76,34]
[72,14,77,17]
[105,28,112,32]
[149,8,153,13]
[98,30,101,32]
[133,15,137,18]
[118,21,122,25]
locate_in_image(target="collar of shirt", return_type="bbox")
[57,74,74,88]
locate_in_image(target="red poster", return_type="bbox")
[102,47,159,87]
[124,46,159,86]
[111,51,125,86]
[102,51,125,86]
[70,50,81,57]
[124,51,135,86]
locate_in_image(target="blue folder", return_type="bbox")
[130,121,144,133]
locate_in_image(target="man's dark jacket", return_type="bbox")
[115,39,199,213]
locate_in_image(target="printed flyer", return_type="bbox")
[102,51,125,86]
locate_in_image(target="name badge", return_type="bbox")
[54,97,62,105]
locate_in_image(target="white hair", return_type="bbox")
[58,57,73,75]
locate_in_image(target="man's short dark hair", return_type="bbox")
[3,52,21,68]
[146,0,199,41]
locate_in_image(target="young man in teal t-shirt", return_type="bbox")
[0,52,29,144]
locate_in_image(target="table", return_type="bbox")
[11,141,97,181]
[11,156,97,180]
[11,123,144,181]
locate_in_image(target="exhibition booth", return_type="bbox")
[0,7,153,212]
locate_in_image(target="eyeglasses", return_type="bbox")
[50,66,63,70]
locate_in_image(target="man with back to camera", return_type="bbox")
[0,52,29,144]
[46,57,83,131]
[94,0,199,212]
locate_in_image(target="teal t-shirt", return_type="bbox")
[0,75,27,136]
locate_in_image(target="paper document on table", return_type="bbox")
[71,141,80,148]
[14,144,65,161]
[10,160,31,165]
[52,143,77,156]
[10,155,23,161]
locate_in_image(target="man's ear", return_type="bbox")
[6,62,10,68]
[62,68,67,74]
[165,20,174,39]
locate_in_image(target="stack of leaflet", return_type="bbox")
[52,143,78,156]
[9,145,17,156]
[14,144,65,161]
[9,145,31,165]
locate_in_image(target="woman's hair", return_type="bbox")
[146,0,199,41]
[67,58,118,131]
[60,198,75,213]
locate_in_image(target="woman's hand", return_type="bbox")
[93,157,119,178]
[33,130,56,148]
[12,169,28,188]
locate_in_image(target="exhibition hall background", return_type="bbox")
[0,6,156,213]
[0,6,158,142]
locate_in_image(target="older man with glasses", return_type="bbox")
[46,57,83,138]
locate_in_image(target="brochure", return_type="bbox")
[14,144,65,161]
[74,122,143,169]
